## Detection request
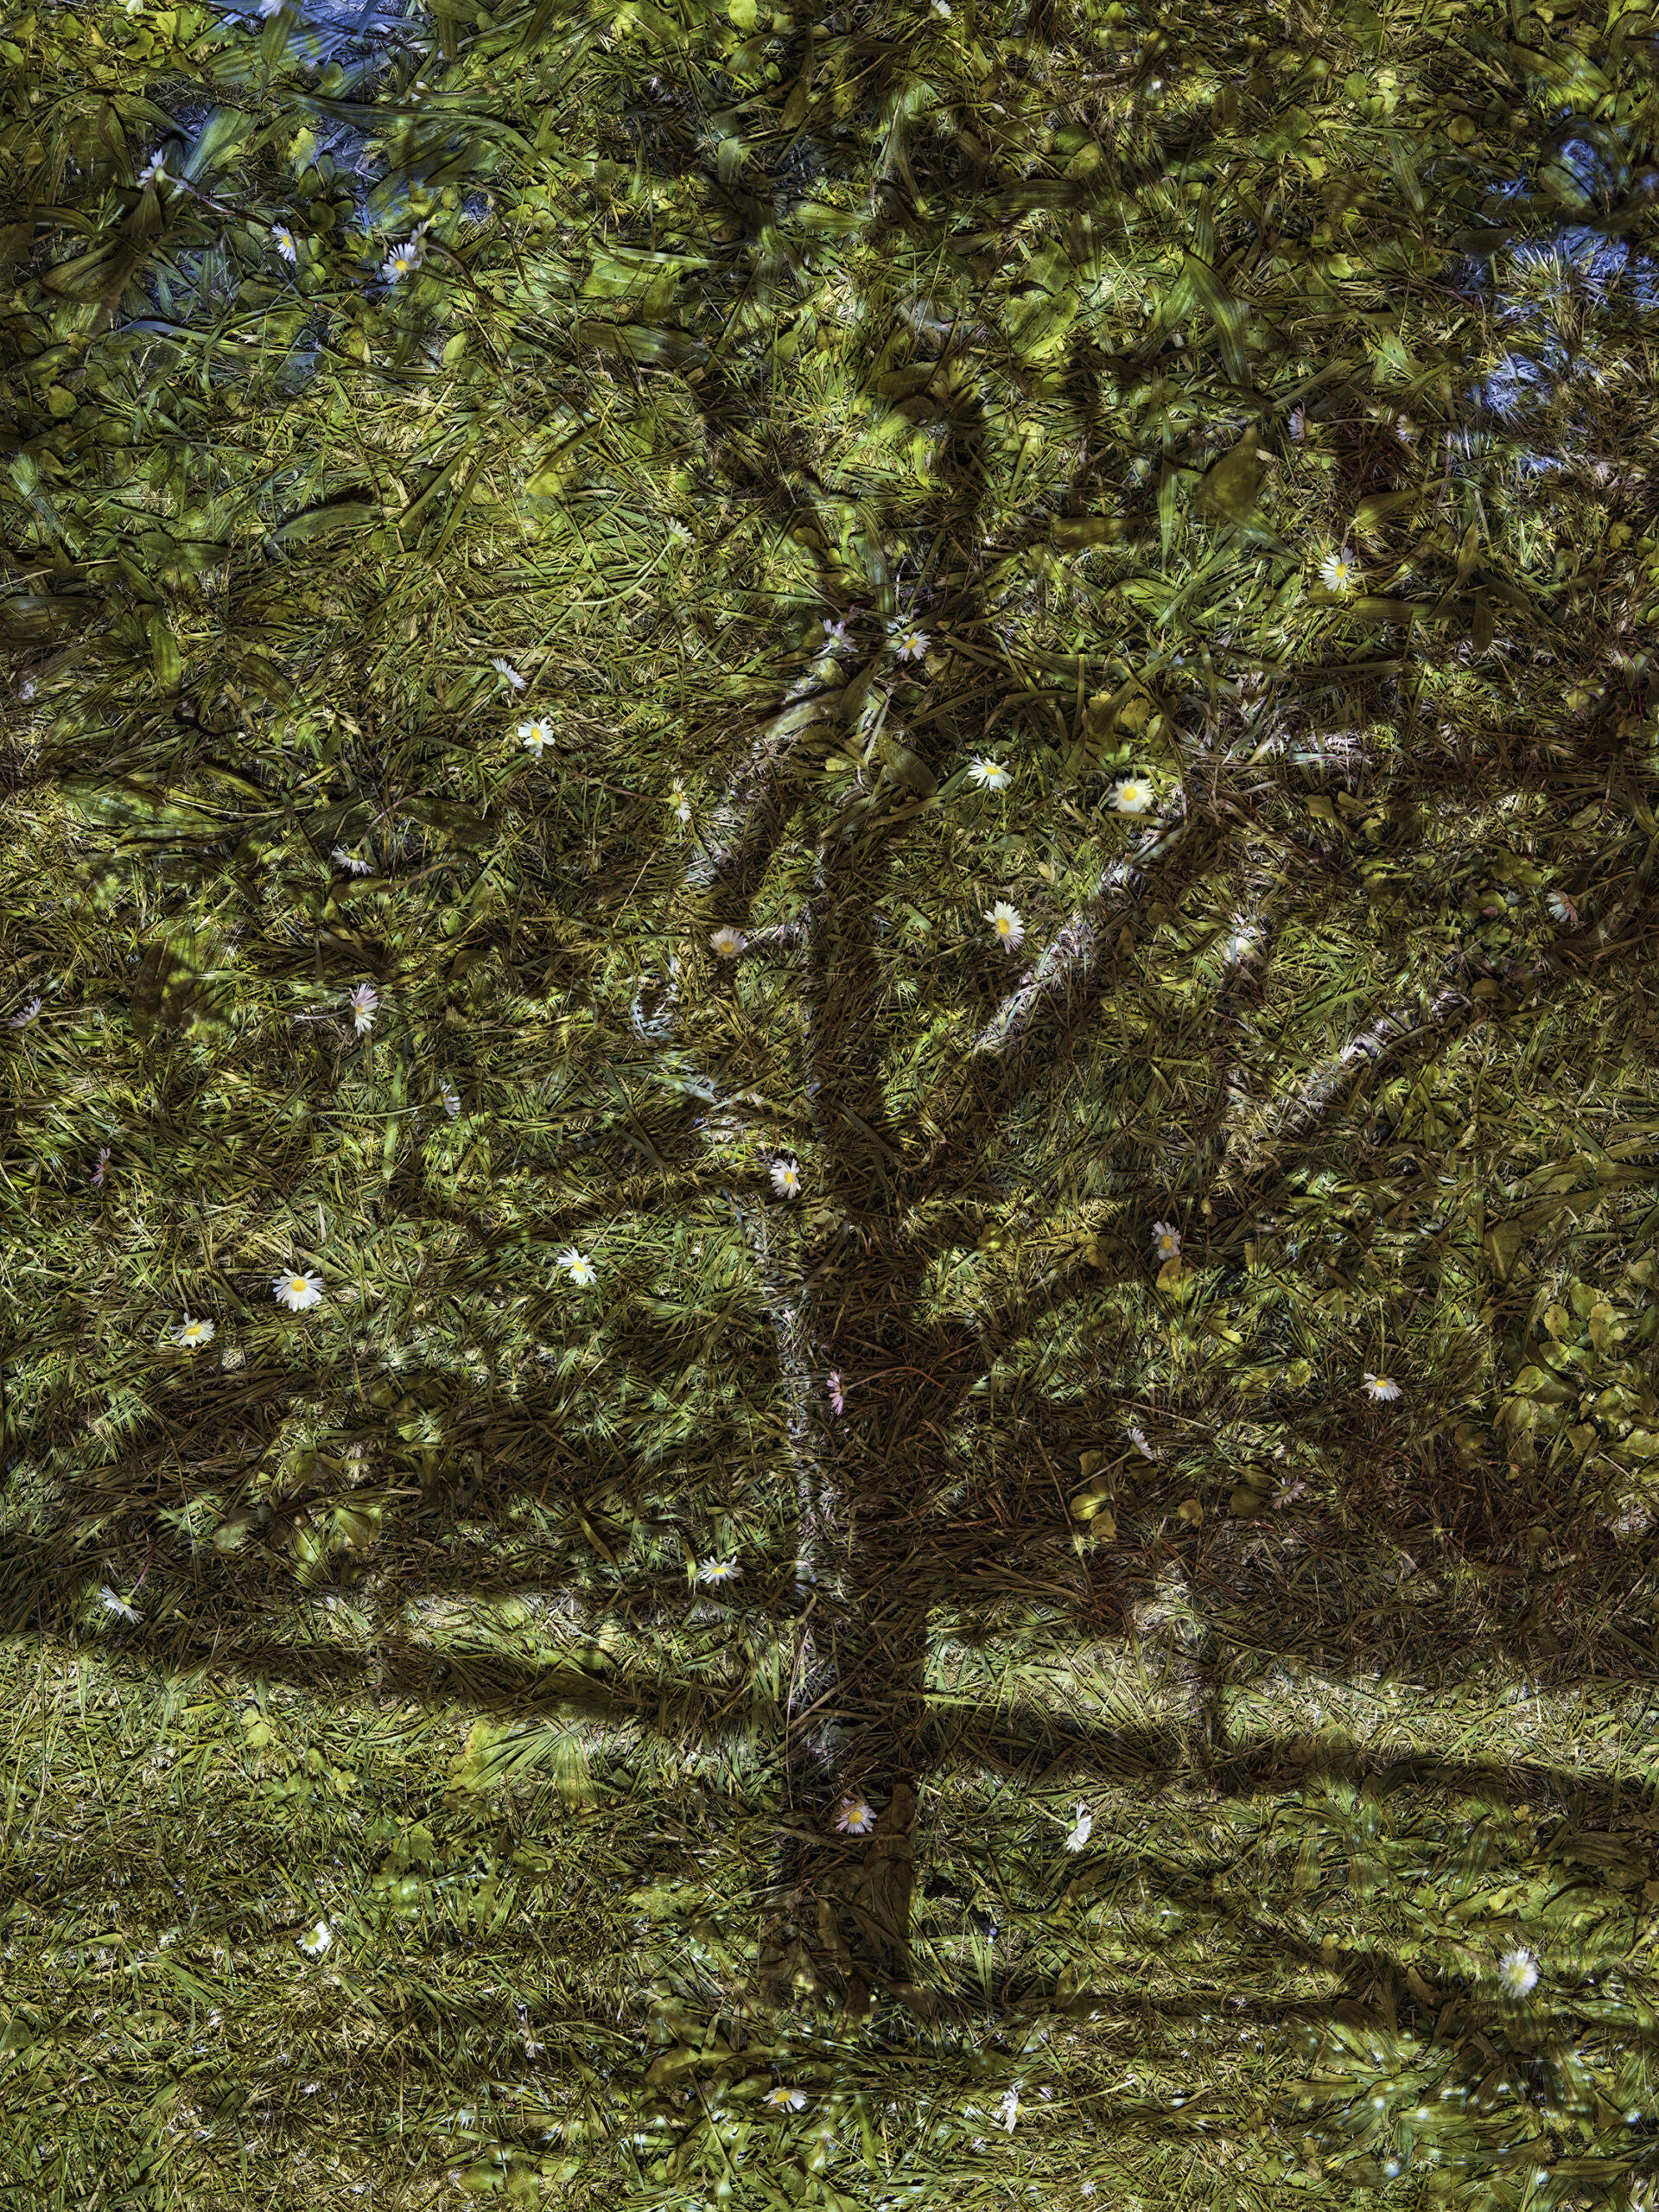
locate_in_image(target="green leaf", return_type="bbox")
[1196,434,1265,526]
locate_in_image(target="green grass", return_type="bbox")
[6,0,1659,2202]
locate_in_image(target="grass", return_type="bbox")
[6,0,1659,2203]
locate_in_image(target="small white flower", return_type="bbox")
[275,1269,325,1313]
[1152,1219,1181,1262]
[270,223,298,264]
[440,1084,461,1118]
[331,846,373,875]
[697,1558,741,1586]
[1319,546,1359,593]
[518,716,554,759]
[1128,1426,1159,1460]
[1499,1946,1539,1996]
[136,153,168,190]
[766,2086,808,2112]
[669,782,692,823]
[382,226,429,283]
[1546,891,1578,926]
[175,1314,216,1351]
[298,1920,331,1956]
[889,622,930,662]
[490,657,527,691]
[99,1586,142,1623]
[559,1247,596,1287]
[1109,775,1155,815]
[1363,1371,1402,1402]
[348,982,379,1035]
[968,758,1011,791]
[997,2086,1020,2133]
[709,925,747,959]
[8,997,42,1028]
[820,617,849,645]
[985,901,1024,951]
[124,0,144,13]
[834,1796,876,1835]
[665,518,692,545]
[770,1158,803,1199]
[92,1147,111,1186]
[1065,1802,1093,1853]
[932,0,951,14]
[1224,923,1259,962]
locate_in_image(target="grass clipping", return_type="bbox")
[5,0,1659,2203]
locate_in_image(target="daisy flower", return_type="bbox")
[1546,891,1579,926]
[697,1558,741,1586]
[665,518,692,545]
[8,997,42,1028]
[440,1084,461,1117]
[997,2087,1020,2133]
[1363,1371,1402,1403]
[559,1247,596,1287]
[766,2086,809,2113]
[669,782,692,823]
[985,901,1024,951]
[1064,1802,1093,1853]
[1499,1946,1539,1996]
[175,1314,216,1351]
[1319,546,1359,593]
[270,223,298,264]
[1151,1220,1181,1262]
[490,657,526,691]
[136,153,168,190]
[1109,774,1155,815]
[381,224,429,283]
[297,1920,332,1957]
[709,925,747,959]
[1128,1426,1159,1460]
[968,757,1011,791]
[348,982,379,1035]
[770,1158,803,1199]
[274,1269,325,1313]
[889,622,930,662]
[834,1796,876,1836]
[331,846,372,875]
[827,1370,844,1414]
[820,617,849,645]
[100,1586,143,1623]
[518,716,554,759]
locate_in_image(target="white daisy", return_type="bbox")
[490,657,527,691]
[297,1920,332,1956]
[889,622,930,662]
[270,223,298,264]
[697,1558,741,1586]
[175,1314,216,1351]
[985,901,1024,951]
[99,1585,143,1622]
[709,925,747,959]
[834,1796,876,1835]
[8,997,42,1028]
[1151,1219,1181,1262]
[559,1247,596,1287]
[1128,1426,1159,1460]
[136,153,168,191]
[766,2086,809,2112]
[770,1158,803,1199]
[331,846,373,875]
[665,518,692,545]
[820,617,849,645]
[518,716,554,759]
[997,2086,1020,2133]
[1109,775,1155,815]
[669,782,692,823]
[1546,891,1578,926]
[968,758,1011,791]
[1319,546,1359,593]
[1499,1946,1539,1996]
[274,1269,325,1313]
[381,226,429,283]
[440,1084,461,1117]
[1363,1371,1402,1402]
[348,982,379,1035]
[1064,1802,1093,1852]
